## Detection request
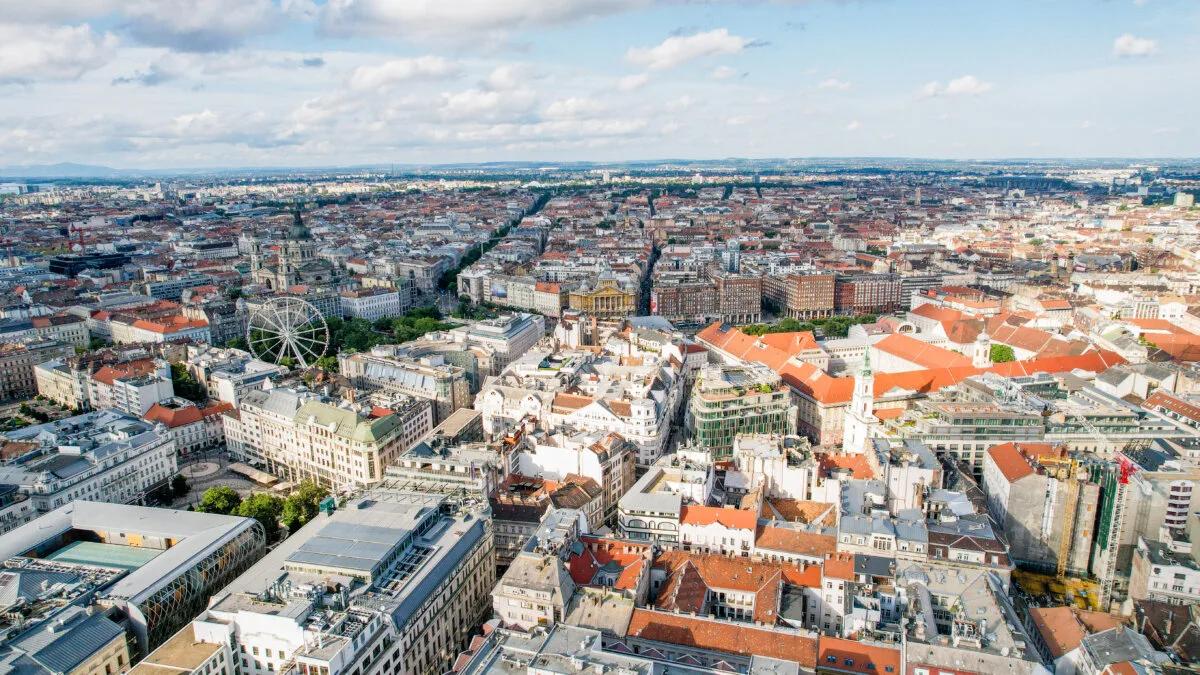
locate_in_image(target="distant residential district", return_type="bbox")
[0,164,1198,675]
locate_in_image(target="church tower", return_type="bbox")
[973,331,992,368]
[842,351,877,454]
[286,207,317,264]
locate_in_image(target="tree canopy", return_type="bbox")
[280,481,330,533]
[235,493,285,540]
[170,363,205,402]
[196,486,241,514]
[989,343,1016,363]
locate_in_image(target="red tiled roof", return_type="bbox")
[144,403,202,428]
[985,442,1064,483]
[626,610,818,666]
[129,316,209,334]
[755,526,837,559]
[91,358,158,386]
[819,453,875,479]
[567,536,648,590]
[874,333,971,368]
[1029,606,1125,659]
[1144,391,1200,424]
[986,442,1037,483]
[1039,298,1073,311]
[911,302,965,324]
[818,636,902,675]
[654,551,821,623]
[706,323,1124,406]
[763,499,837,526]
[823,552,856,581]
[551,392,594,412]
[679,505,757,530]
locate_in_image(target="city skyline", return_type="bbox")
[1,0,1198,169]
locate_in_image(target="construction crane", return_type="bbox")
[1000,380,1137,604]
[1061,408,1137,607]
[1030,449,1082,580]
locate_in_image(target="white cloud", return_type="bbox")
[711,65,737,80]
[544,97,604,120]
[944,75,992,96]
[617,73,650,91]
[437,87,537,121]
[113,49,329,87]
[725,115,751,126]
[484,64,526,91]
[320,0,643,41]
[0,23,118,84]
[666,95,695,111]
[845,120,861,131]
[348,56,461,90]
[626,29,751,71]
[0,1,117,24]
[920,75,993,98]
[818,77,850,90]
[1113,34,1157,57]
[120,0,280,51]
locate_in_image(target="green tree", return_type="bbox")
[196,486,242,514]
[314,355,339,372]
[989,344,1016,363]
[171,474,188,498]
[170,363,205,402]
[235,493,285,540]
[281,480,329,533]
[225,337,249,350]
[87,337,108,351]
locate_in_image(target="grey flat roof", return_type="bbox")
[286,522,409,574]
[0,501,255,604]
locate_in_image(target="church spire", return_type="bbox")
[843,348,876,454]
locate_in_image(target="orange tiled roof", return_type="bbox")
[985,442,1063,483]
[654,551,821,623]
[817,636,902,675]
[710,323,1124,406]
[1144,391,1200,424]
[627,609,818,666]
[764,498,837,526]
[819,453,875,479]
[755,526,837,559]
[567,536,648,590]
[679,505,758,530]
[91,358,158,386]
[1128,318,1195,336]
[873,333,971,369]
[551,392,594,412]
[1029,606,1125,659]
[823,552,856,581]
[144,403,203,428]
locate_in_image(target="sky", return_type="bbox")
[0,0,1197,169]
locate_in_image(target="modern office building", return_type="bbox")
[0,501,265,656]
[686,364,795,457]
[139,472,495,675]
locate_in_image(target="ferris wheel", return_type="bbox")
[247,296,329,369]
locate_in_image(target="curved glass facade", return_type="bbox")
[136,522,266,651]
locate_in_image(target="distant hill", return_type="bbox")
[0,162,139,179]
